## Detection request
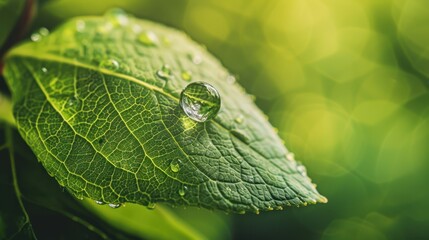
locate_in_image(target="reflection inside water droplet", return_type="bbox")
[180,82,221,122]
[95,200,105,205]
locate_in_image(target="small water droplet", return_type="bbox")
[147,202,156,210]
[180,82,221,122]
[67,95,81,108]
[108,203,122,209]
[95,200,105,205]
[308,199,317,205]
[188,54,203,65]
[100,59,119,70]
[161,36,171,46]
[170,159,181,173]
[105,8,129,26]
[31,28,49,42]
[226,75,236,84]
[138,31,159,46]
[30,33,41,42]
[181,70,192,81]
[267,206,274,211]
[286,152,295,161]
[156,64,171,80]
[76,20,86,32]
[131,24,142,33]
[296,163,307,177]
[41,67,48,73]
[231,129,249,143]
[178,186,187,196]
[234,115,243,124]
[255,209,260,214]
[276,206,283,210]
[39,27,49,37]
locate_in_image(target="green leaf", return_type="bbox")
[1,124,228,239]
[0,0,26,51]
[3,13,326,213]
[82,201,230,240]
[0,125,115,240]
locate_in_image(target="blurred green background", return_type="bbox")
[27,0,429,239]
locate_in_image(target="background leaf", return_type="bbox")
[4,14,325,213]
[0,0,27,53]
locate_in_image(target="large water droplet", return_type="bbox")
[41,67,48,74]
[170,159,181,173]
[178,186,187,196]
[156,64,171,80]
[180,82,221,122]
[100,59,119,70]
[181,70,192,81]
[105,8,129,26]
[108,203,122,209]
[138,31,159,46]
[95,200,105,205]
[147,202,156,210]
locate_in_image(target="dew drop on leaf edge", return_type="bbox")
[95,200,105,205]
[180,82,221,122]
[105,8,129,26]
[108,203,122,209]
[147,202,156,210]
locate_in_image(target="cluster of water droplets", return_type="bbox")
[31,27,49,42]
